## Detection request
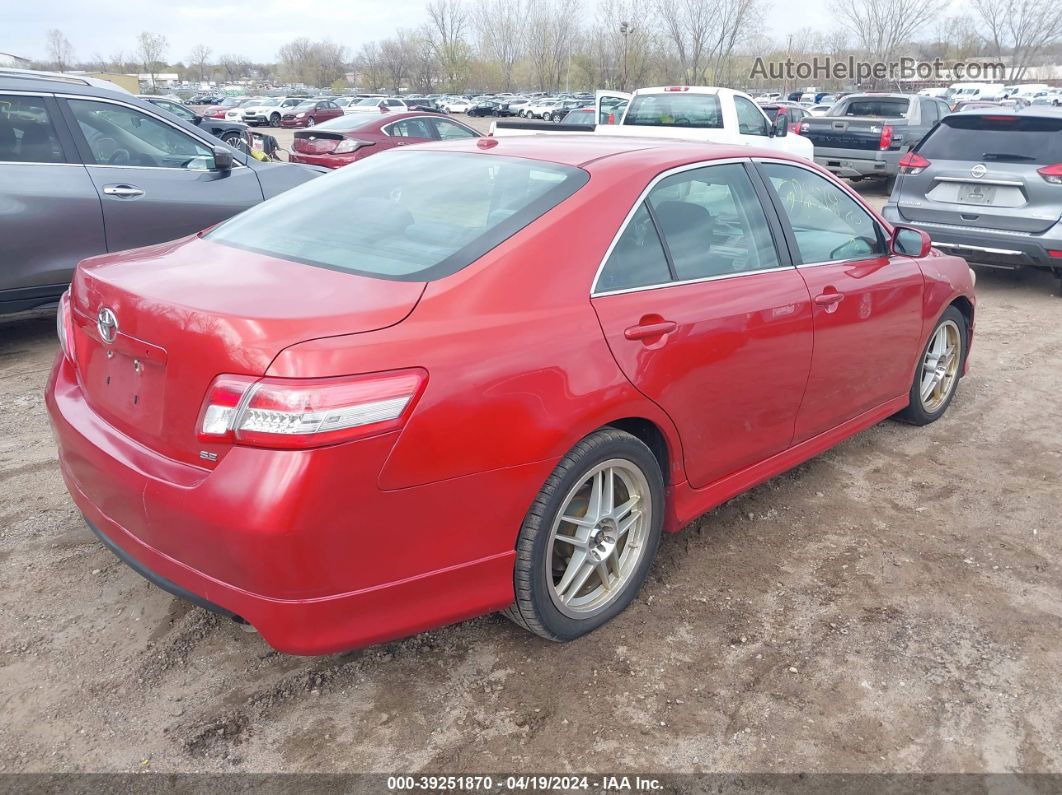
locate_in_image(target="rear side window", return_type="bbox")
[208,151,588,281]
[0,95,66,163]
[836,98,910,118]
[918,115,1062,165]
[597,204,672,292]
[624,93,723,129]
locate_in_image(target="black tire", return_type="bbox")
[504,428,664,642]
[269,113,281,128]
[221,131,244,148]
[895,306,967,426]
[306,116,316,126]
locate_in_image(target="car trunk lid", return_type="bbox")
[69,235,425,466]
[292,130,345,155]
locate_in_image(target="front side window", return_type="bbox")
[68,100,215,169]
[648,163,781,280]
[735,97,770,136]
[624,93,722,128]
[761,162,885,264]
[0,94,65,163]
[208,151,588,281]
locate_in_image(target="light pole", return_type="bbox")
[619,21,632,92]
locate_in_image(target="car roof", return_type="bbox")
[418,134,805,171]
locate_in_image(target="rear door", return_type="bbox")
[756,160,924,442]
[382,116,437,149]
[591,160,814,489]
[894,113,1062,234]
[595,90,632,125]
[59,97,263,253]
[0,92,104,304]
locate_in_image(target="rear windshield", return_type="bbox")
[835,97,910,118]
[623,93,723,128]
[311,113,384,131]
[919,114,1062,164]
[208,151,588,281]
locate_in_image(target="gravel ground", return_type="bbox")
[0,157,1060,776]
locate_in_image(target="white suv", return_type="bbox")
[238,97,304,127]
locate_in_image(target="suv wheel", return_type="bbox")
[504,428,664,641]
[221,131,244,148]
[269,113,281,127]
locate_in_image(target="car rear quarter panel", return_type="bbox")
[265,159,688,495]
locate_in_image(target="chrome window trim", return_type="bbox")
[0,160,82,167]
[0,89,55,97]
[933,176,1024,188]
[589,157,788,297]
[61,93,247,170]
[752,156,890,267]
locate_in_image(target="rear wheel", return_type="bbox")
[896,306,967,425]
[505,429,664,641]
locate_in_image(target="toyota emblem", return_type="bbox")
[97,307,118,344]
[970,163,987,179]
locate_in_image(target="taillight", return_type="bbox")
[878,124,894,150]
[898,151,930,174]
[197,369,427,450]
[56,291,74,362]
[334,138,373,154]
[799,121,810,134]
[1037,164,1062,184]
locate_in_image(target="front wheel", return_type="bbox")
[895,306,967,425]
[221,131,244,148]
[269,113,280,127]
[505,428,664,641]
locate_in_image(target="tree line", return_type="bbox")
[35,0,1062,94]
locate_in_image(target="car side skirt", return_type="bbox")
[667,395,909,533]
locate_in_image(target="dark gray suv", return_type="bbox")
[883,109,1062,293]
[0,71,326,314]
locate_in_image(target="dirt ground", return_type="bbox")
[0,173,1060,777]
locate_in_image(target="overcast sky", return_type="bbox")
[4,0,840,65]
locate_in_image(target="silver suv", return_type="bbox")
[0,70,325,314]
[883,109,1062,293]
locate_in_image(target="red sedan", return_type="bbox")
[280,99,345,128]
[288,111,480,168]
[47,137,975,655]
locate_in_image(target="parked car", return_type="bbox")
[280,99,345,127]
[798,93,951,189]
[288,111,480,168]
[884,109,1062,293]
[807,103,835,116]
[757,101,811,126]
[468,99,503,117]
[494,87,811,161]
[546,100,592,121]
[345,97,409,114]
[202,96,249,119]
[0,73,325,314]
[237,97,305,127]
[440,97,473,113]
[1030,92,1061,107]
[139,96,252,150]
[46,135,974,654]
[560,107,598,126]
[523,98,561,118]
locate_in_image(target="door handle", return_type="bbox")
[102,184,145,198]
[814,291,844,306]
[624,320,677,341]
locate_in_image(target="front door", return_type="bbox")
[60,98,263,253]
[591,161,814,489]
[756,161,924,442]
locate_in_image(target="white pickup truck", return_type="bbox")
[490,86,813,161]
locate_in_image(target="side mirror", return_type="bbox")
[212,146,234,171]
[771,114,789,138]
[892,225,932,258]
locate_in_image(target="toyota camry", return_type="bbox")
[47,136,976,654]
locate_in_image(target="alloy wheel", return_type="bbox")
[546,459,652,619]
[919,319,961,412]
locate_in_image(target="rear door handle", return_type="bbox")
[624,320,677,341]
[814,292,844,306]
[102,184,145,198]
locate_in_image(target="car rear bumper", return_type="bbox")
[45,355,523,655]
[883,205,1062,271]
[814,150,900,178]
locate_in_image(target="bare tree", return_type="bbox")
[426,0,470,90]
[46,29,75,73]
[472,0,529,91]
[188,44,212,83]
[379,33,415,93]
[593,0,656,90]
[971,0,1062,80]
[136,32,169,93]
[354,42,385,92]
[525,0,581,92]
[277,38,348,87]
[828,0,948,67]
[218,54,251,83]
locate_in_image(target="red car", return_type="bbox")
[201,96,249,119]
[288,111,480,168]
[280,99,345,128]
[47,137,975,655]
